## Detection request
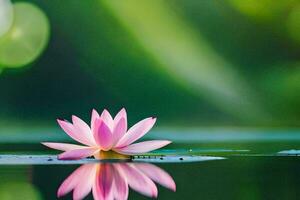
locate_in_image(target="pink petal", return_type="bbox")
[91,109,100,134]
[101,109,114,131]
[135,163,176,191]
[94,118,114,151]
[57,164,96,198]
[116,117,156,148]
[42,142,87,151]
[73,164,98,200]
[93,164,114,200]
[114,108,127,130]
[112,118,127,146]
[72,115,97,146]
[58,147,99,160]
[112,164,128,200]
[115,140,171,155]
[120,163,158,198]
[57,119,92,146]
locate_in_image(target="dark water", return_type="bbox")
[1,129,300,200]
[1,154,300,199]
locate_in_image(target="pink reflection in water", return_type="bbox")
[57,163,176,200]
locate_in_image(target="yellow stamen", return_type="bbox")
[94,150,130,160]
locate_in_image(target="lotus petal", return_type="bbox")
[114,108,127,130]
[113,118,126,145]
[57,164,95,197]
[135,163,176,191]
[101,109,114,131]
[72,115,97,146]
[112,164,128,200]
[116,117,156,147]
[93,164,114,200]
[57,119,92,146]
[115,140,171,155]
[91,109,100,135]
[73,164,98,200]
[121,163,158,198]
[41,142,87,151]
[94,118,114,151]
[58,147,99,160]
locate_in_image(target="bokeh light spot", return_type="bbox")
[0,2,50,68]
[0,0,13,37]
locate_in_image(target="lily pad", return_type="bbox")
[0,155,225,165]
[144,148,249,156]
[132,155,225,163]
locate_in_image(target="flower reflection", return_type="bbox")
[58,163,176,200]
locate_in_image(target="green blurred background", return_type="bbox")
[1,1,300,199]
[0,0,300,127]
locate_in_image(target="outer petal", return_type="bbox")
[101,109,114,131]
[72,115,97,146]
[112,118,126,146]
[120,163,158,198]
[73,164,98,200]
[114,108,127,131]
[114,140,171,155]
[94,118,114,151]
[58,147,99,160]
[42,142,87,151]
[135,163,176,191]
[57,164,96,198]
[93,164,114,200]
[91,109,100,134]
[116,117,156,148]
[57,119,92,146]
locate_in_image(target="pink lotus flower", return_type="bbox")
[57,163,176,200]
[42,108,171,160]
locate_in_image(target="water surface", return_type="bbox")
[0,129,300,199]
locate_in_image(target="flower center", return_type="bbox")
[94,150,130,160]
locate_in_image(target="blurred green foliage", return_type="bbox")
[287,5,300,43]
[0,182,41,200]
[0,0,299,126]
[0,166,42,200]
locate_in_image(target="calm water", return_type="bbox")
[0,129,300,200]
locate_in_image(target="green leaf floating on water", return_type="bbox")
[0,155,225,165]
[142,148,250,156]
[0,2,50,68]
